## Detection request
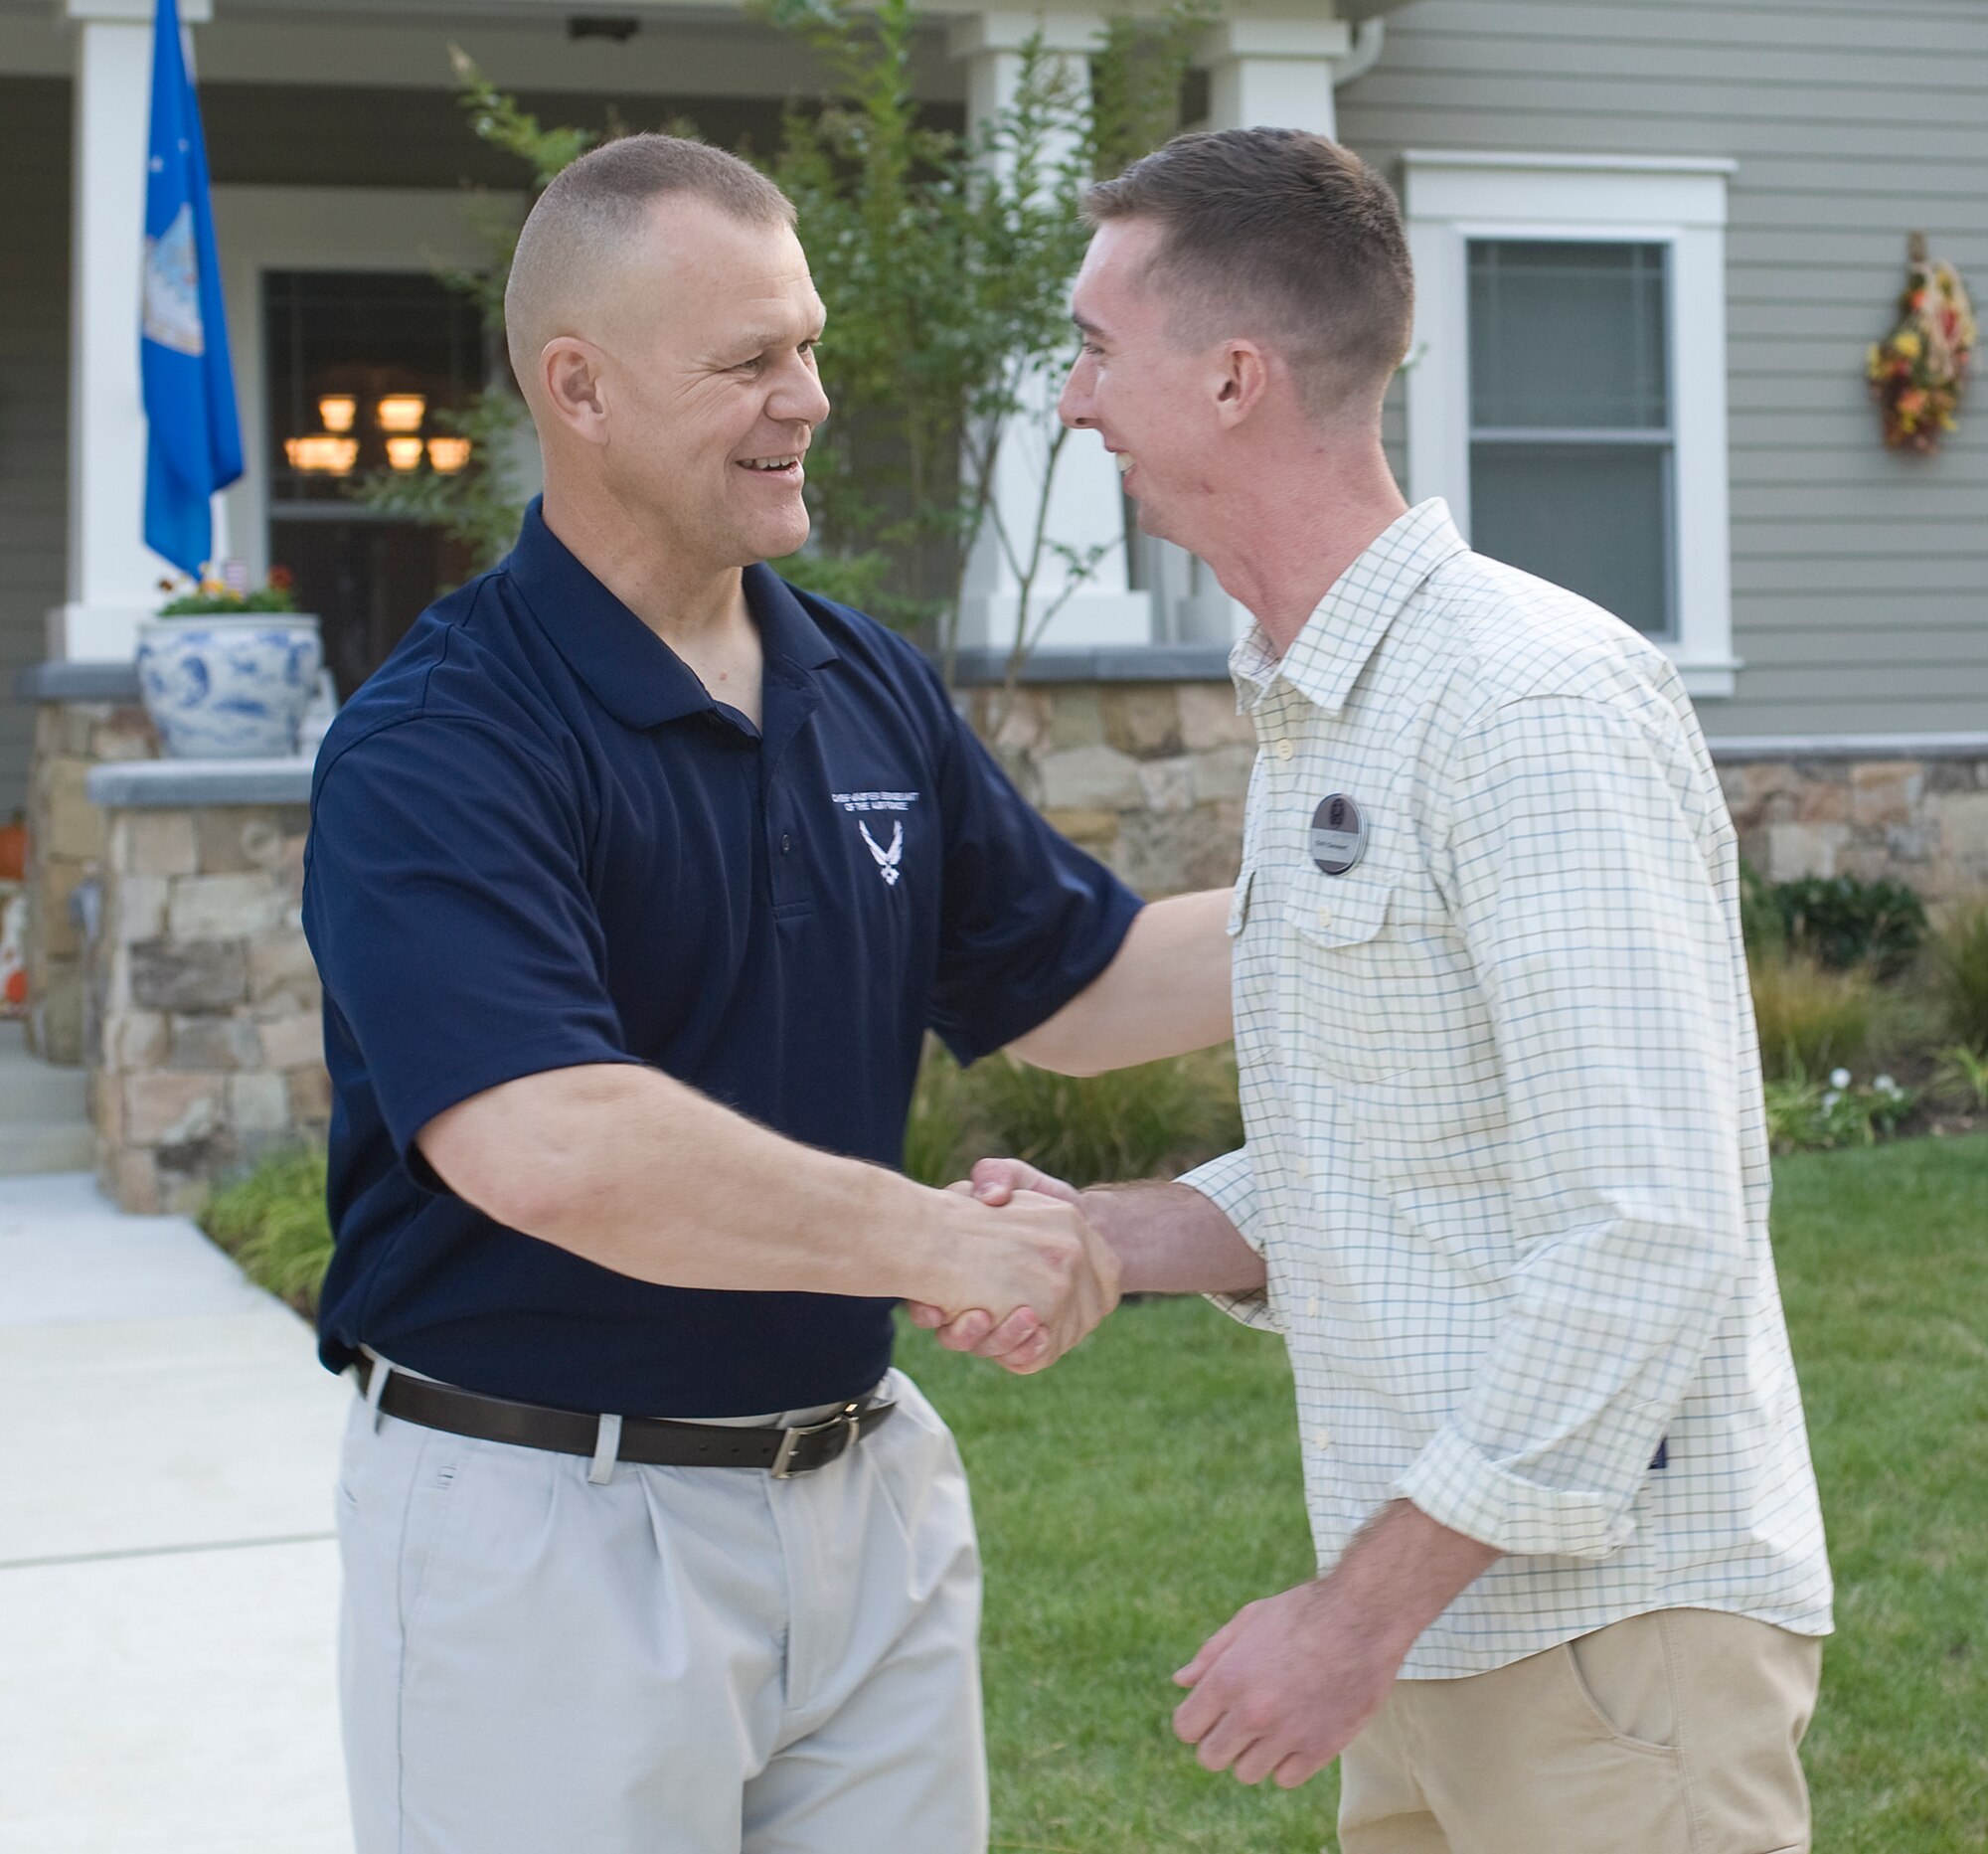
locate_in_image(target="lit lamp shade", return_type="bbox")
[385,435,426,472]
[427,436,472,474]
[376,393,426,433]
[317,394,357,434]
[285,433,359,475]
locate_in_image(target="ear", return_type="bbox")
[1213,338,1271,430]
[540,337,612,447]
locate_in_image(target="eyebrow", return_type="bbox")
[1071,311,1104,339]
[721,311,828,362]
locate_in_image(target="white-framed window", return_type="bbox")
[1403,152,1740,698]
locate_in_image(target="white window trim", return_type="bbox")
[1403,152,1740,699]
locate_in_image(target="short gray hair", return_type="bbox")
[505,133,796,377]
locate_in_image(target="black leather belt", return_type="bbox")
[358,1359,896,1478]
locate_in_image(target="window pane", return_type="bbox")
[1469,441,1673,637]
[1469,241,1668,430]
[264,269,486,506]
[262,270,488,697]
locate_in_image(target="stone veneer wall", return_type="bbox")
[960,674,1988,912]
[961,679,1255,896]
[21,676,158,1064]
[84,781,327,1214]
[1716,745,1988,903]
[13,650,1981,1218]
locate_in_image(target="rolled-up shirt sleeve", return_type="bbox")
[1394,697,1748,1560]
[1177,1143,1281,1333]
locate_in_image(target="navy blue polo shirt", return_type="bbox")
[302,499,1141,1418]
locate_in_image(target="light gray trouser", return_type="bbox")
[335,1368,987,1854]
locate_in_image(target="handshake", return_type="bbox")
[905,1158,1118,1376]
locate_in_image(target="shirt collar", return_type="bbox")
[1230,498,1467,717]
[503,497,839,732]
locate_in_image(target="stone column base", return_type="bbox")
[17,664,157,1066]
[84,763,327,1215]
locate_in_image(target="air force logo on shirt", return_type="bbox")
[833,788,919,888]
[858,820,904,886]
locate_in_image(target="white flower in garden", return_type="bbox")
[1829,1068,1852,1091]
[1875,1075,1899,1096]
[1821,1092,1840,1110]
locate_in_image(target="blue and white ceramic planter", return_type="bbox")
[136,614,324,759]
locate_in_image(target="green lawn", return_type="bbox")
[899,1134,1988,1853]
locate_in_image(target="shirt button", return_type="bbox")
[1273,739,1294,761]
[780,833,792,854]
[1312,1427,1332,1453]
[1315,907,1332,929]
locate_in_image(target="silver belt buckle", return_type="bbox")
[769,1401,863,1479]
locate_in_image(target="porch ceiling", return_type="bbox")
[4,0,1407,101]
[9,0,1408,24]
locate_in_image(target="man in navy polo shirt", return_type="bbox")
[303,137,1233,1852]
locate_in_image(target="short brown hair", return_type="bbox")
[1083,128,1413,421]
[505,133,795,376]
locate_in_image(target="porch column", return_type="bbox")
[1201,16,1350,138]
[947,8,1153,654]
[52,0,215,664]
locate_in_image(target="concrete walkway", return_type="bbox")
[0,1023,93,1177]
[0,1172,354,1854]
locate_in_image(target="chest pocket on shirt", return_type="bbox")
[1280,869,1415,1085]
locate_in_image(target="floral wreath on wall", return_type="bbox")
[1867,232,1976,454]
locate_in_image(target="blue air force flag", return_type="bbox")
[141,0,242,577]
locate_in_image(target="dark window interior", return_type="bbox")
[263,268,486,700]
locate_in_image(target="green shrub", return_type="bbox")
[1750,952,1879,1082]
[1929,894,1988,1052]
[1932,1043,1988,1110]
[199,1147,334,1313]
[965,1046,1242,1189]
[1771,874,1927,977]
[1762,1067,1914,1154]
[1740,860,1786,963]
[907,1042,1243,1191]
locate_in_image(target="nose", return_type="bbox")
[1058,351,1094,431]
[773,354,832,430]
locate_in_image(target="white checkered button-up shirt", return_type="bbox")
[1180,499,1832,1678]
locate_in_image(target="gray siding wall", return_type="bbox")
[0,79,70,819]
[1339,0,1988,738]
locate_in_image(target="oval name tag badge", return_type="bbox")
[1309,793,1368,876]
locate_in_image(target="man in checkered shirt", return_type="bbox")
[940,129,1833,1852]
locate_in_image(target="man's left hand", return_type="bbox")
[1171,1578,1409,1789]
[1171,1499,1502,1788]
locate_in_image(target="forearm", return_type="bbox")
[1324,1499,1502,1660]
[1078,1179,1265,1297]
[1007,888,1232,1075]
[421,1062,973,1303]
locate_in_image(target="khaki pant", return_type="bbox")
[336,1368,986,1854]
[1340,1609,1824,1854]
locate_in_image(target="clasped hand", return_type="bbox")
[907,1159,1109,1374]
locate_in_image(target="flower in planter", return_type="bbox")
[156,562,300,616]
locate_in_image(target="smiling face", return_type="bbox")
[1059,218,1233,556]
[539,193,830,573]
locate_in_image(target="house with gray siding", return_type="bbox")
[2,0,1985,1195]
